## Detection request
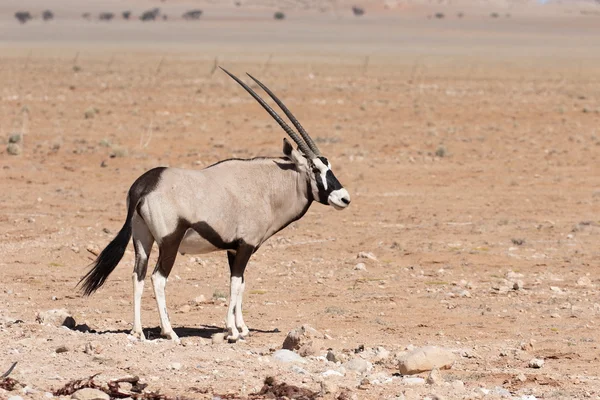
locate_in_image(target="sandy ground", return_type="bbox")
[1,1,600,399]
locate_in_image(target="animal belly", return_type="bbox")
[178,229,219,255]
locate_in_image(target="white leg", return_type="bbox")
[235,280,249,338]
[131,273,146,340]
[151,272,180,343]
[226,276,242,342]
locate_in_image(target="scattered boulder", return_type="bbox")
[122,11,131,20]
[272,349,304,363]
[274,11,285,20]
[397,346,455,375]
[182,10,203,20]
[36,309,76,329]
[15,11,32,24]
[71,388,109,400]
[357,251,377,261]
[55,345,69,353]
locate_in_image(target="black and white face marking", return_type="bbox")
[311,156,350,210]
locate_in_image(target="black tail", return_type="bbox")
[78,205,134,296]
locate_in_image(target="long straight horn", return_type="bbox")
[220,67,314,158]
[246,73,321,156]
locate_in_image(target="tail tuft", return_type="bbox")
[78,220,132,296]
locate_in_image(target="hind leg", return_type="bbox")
[151,229,186,343]
[131,213,154,340]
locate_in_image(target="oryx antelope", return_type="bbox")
[79,68,351,343]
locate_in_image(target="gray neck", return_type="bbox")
[261,159,313,245]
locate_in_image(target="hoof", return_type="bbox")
[161,331,181,343]
[130,329,146,341]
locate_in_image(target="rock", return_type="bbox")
[516,373,527,382]
[71,388,109,400]
[211,332,225,344]
[426,368,443,385]
[459,290,471,298]
[298,342,318,357]
[55,346,69,353]
[36,309,76,329]
[397,346,455,375]
[84,341,102,355]
[7,143,21,155]
[8,396,24,400]
[168,362,181,370]
[322,369,344,377]
[513,280,524,290]
[402,376,425,385]
[320,380,337,394]
[491,386,512,398]
[291,365,309,375]
[577,276,592,287]
[272,349,304,363]
[373,346,390,363]
[8,133,22,143]
[192,295,207,304]
[354,263,367,271]
[550,286,563,294]
[357,252,377,261]
[327,349,341,363]
[528,358,544,368]
[177,305,191,313]
[282,324,323,352]
[343,358,372,374]
[451,380,465,392]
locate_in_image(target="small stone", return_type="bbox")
[8,396,24,400]
[55,346,69,353]
[322,369,344,377]
[357,252,377,261]
[550,286,563,293]
[272,349,304,363]
[373,346,390,363]
[282,324,323,351]
[291,365,309,375]
[451,380,465,392]
[71,388,109,400]
[178,305,191,313]
[459,290,471,298]
[36,309,76,329]
[343,358,372,374]
[320,380,337,394]
[84,341,102,355]
[86,244,100,256]
[8,133,22,143]
[402,376,425,385]
[354,263,367,271]
[397,346,455,375]
[577,277,592,287]
[71,246,80,253]
[168,362,181,370]
[426,368,443,385]
[516,373,527,382]
[211,332,225,344]
[7,143,21,155]
[326,350,340,363]
[193,295,206,304]
[520,340,535,351]
[528,358,544,368]
[513,280,524,290]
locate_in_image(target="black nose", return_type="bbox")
[341,197,350,205]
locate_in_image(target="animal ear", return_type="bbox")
[283,138,308,167]
[282,138,293,157]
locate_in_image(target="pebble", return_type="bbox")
[320,380,337,394]
[71,388,109,400]
[291,365,309,375]
[7,143,21,155]
[513,280,524,290]
[343,358,372,374]
[354,263,367,271]
[193,295,207,304]
[282,324,323,352]
[357,251,377,261]
[178,305,191,313]
[373,346,390,362]
[55,346,69,353]
[516,373,527,382]
[36,309,76,329]
[211,332,225,344]
[550,286,563,293]
[577,277,592,287]
[8,396,24,400]
[426,368,443,385]
[402,376,425,385]
[272,349,304,363]
[168,362,182,370]
[326,350,341,363]
[529,358,544,368]
[397,346,455,375]
[322,369,344,377]
[451,380,465,392]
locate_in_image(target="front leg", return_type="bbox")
[226,246,253,342]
